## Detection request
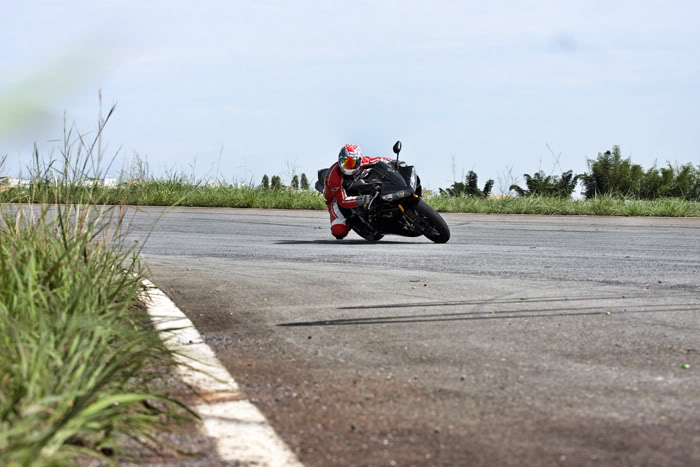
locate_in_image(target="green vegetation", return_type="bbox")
[270,175,282,190]
[441,145,699,204]
[1,182,327,210]
[429,145,699,216]
[3,142,699,216]
[3,182,697,216]
[300,173,310,190]
[509,170,580,199]
[428,194,700,217]
[439,171,494,198]
[581,146,700,200]
[0,127,192,466]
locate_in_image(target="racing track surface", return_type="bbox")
[130,207,700,467]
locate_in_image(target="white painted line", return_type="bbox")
[143,279,304,467]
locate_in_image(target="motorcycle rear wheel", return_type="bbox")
[407,199,450,243]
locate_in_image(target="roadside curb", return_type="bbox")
[143,279,304,467]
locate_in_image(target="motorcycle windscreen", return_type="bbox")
[366,162,415,201]
[347,162,415,200]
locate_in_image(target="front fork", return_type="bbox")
[397,194,422,231]
[398,193,421,214]
[364,193,421,231]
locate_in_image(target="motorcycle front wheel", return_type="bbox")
[406,199,450,244]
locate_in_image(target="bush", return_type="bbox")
[440,171,493,198]
[510,170,580,199]
[638,163,700,200]
[581,146,700,200]
[581,146,643,198]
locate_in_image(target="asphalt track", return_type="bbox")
[131,207,700,467]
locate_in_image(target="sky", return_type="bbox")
[1,0,699,192]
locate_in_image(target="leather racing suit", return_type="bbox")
[323,155,394,239]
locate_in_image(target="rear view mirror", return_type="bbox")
[393,141,402,155]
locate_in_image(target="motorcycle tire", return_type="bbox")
[407,199,450,243]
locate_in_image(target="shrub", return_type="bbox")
[581,146,642,198]
[300,173,310,190]
[581,146,700,200]
[440,171,493,198]
[510,170,580,199]
[638,163,700,200]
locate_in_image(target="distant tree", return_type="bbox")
[636,163,700,200]
[510,170,580,199]
[291,174,299,189]
[688,165,700,201]
[510,171,552,197]
[666,164,692,198]
[261,174,270,189]
[638,165,671,199]
[582,146,700,200]
[271,175,283,190]
[556,170,581,198]
[581,146,642,199]
[440,170,493,198]
[300,173,310,190]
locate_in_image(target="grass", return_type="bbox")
[3,182,699,217]
[428,194,700,217]
[0,123,193,466]
[3,181,328,210]
[3,138,698,216]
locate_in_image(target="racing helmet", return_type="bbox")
[338,144,363,176]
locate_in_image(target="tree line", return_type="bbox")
[441,145,700,201]
[260,173,310,190]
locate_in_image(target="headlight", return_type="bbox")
[382,191,409,201]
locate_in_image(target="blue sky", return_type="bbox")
[2,1,699,191]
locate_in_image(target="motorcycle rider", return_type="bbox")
[324,144,394,239]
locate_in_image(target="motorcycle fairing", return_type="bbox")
[349,162,416,202]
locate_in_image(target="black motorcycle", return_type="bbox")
[315,141,450,243]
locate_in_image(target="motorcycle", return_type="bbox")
[315,141,450,244]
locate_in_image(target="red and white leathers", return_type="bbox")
[323,155,394,239]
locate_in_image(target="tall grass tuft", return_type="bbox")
[0,114,192,466]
